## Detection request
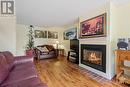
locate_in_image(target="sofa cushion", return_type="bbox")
[1,77,48,87]
[14,56,33,65]
[1,66,37,86]
[2,51,14,71]
[0,53,10,84]
[46,45,54,51]
[40,47,49,53]
[0,51,47,87]
[13,62,35,71]
[37,45,55,52]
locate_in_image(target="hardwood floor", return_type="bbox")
[35,56,129,87]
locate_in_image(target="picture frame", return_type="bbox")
[80,13,107,38]
[34,30,47,38]
[63,27,77,40]
[48,31,58,39]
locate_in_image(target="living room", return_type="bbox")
[0,0,130,87]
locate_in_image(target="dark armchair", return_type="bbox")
[35,45,57,60]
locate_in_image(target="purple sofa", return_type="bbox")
[0,51,47,87]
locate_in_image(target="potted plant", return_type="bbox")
[26,25,34,56]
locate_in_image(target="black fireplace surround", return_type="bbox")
[81,44,106,73]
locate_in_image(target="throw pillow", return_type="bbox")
[41,47,49,53]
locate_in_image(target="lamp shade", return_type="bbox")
[56,41,59,44]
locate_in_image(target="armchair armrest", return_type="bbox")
[14,56,33,65]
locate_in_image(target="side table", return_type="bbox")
[56,49,64,56]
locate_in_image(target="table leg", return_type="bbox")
[67,51,70,60]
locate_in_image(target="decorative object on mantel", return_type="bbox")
[25,25,34,56]
[63,27,77,40]
[80,13,106,38]
[34,30,47,38]
[48,31,58,39]
[117,38,128,50]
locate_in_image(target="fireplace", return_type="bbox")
[81,44,106,73]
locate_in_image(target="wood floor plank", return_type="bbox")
[35,56,129,87]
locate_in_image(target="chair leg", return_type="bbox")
[37,51,40,60]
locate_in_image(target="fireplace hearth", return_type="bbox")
[81,44,106,73]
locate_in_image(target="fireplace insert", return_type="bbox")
[81,44,106,73]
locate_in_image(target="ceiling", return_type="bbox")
[112,0,130,6]
[15,0,129,27]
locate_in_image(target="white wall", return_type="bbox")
[0,0,16,55]
[110,3,130,40]
[79,2,113,79]
[0,17,16,55]
[16,24,28,55]
[16,24,70,56]
[63,23,79,55]
[78,1,130,80]
[110,2,130,76]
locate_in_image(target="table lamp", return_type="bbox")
[56,41,59,49]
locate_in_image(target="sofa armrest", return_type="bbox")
[14,56,33,65]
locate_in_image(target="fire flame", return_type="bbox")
[90,52,97,60]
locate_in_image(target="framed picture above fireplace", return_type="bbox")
[80,13,107,38]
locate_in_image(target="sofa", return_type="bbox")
[35,45,57,59]
[0,51,47,87]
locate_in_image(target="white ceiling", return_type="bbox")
[112,0,130,6]
[15,0,129,27]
